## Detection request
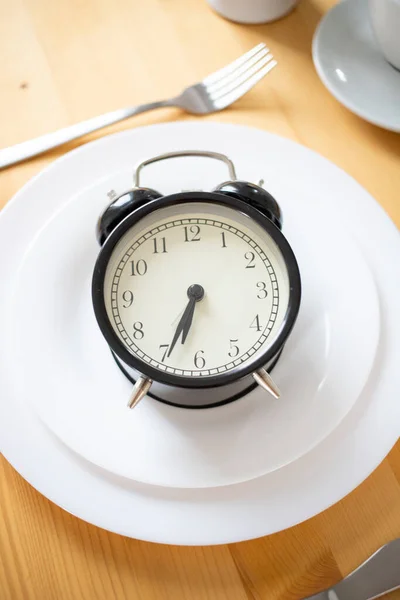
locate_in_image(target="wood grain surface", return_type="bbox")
[0,0,399,598]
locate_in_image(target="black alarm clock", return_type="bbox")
[92,150,301,409]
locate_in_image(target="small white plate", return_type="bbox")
[313,0,400,132]
[0,123,399,544]
[9,159,379,488]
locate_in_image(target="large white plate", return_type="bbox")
[0,123,399,544]
[8,150,379,488]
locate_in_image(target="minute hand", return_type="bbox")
[167,297,196,358]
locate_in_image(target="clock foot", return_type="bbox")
[127,376,152,409]
[253,368,281,399]
[112,349,283,409]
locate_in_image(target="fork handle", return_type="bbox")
[307,538,400,600]
[333,538,400,600]
[0,99,173,170]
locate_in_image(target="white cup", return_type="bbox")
[206,0,299,24]
[369,0,400,70]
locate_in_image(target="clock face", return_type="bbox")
[96,198,299,384]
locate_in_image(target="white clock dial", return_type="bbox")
[103,202,290,378]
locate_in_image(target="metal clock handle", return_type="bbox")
[133,150,237,188]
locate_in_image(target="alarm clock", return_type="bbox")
[92,150,301,409]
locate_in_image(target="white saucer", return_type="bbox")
[9,150,379,488]
[0,123,399,544]
[313,0,400,132]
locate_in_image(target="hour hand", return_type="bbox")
[167,297,195,357]
[167,284,204,357]
[181,300,196,344]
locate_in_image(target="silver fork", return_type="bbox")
[304,537,400,600]
[0,43,276,170]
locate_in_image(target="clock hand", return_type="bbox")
[181,301,196,345]
[181,284,205,346]
[167,284,204,357]
[167,296,196,358]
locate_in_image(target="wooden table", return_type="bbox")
[1,0,399,598]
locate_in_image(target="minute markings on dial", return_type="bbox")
[109,218,280,376]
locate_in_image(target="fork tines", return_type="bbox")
[203,43,277,108]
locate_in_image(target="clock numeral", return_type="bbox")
[250,314,262,332]
[122,290,134,308]
[184,225,201,242]
[130,259,147,276]
[244,251,255,268]
[221,231,227,248]
[194,350,205,369]
[256,281,268,299]
[159,344,169,362]
[228,339,239,358]
[133,321,144,339]
[153,236,167,254]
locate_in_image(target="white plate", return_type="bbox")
[312,0,400,132]
[0,123,399,544]
[8,155,379,488]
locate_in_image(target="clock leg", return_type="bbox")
[112,351,283,409]
[127,376,153,409]
[253,369,281,399]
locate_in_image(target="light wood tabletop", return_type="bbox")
[1,0,399,598]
